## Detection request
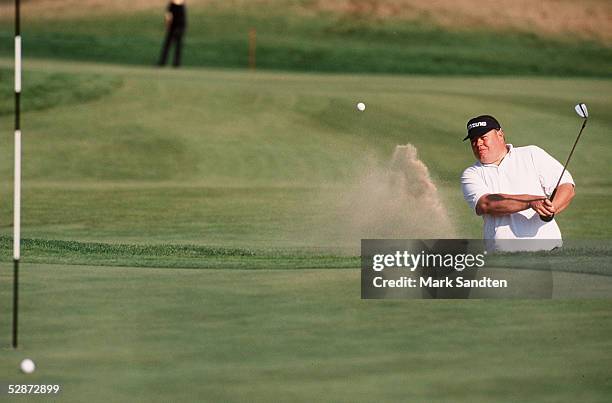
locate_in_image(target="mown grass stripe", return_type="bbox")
[0,236,360,270]
[0,237,609,275]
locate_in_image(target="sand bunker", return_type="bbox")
[338,144,455,241]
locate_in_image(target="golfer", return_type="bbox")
[158,0,187,67]
[461,115,575,250]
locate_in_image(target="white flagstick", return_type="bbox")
[13,0,21,349]
[15,37,21,93]
[14,130,21,348]
[14,129,21,262]
[14,36,21,262]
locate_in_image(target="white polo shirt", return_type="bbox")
[461,144,574,247]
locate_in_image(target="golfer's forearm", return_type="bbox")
[552,183,575,214]
[476,194,542,216]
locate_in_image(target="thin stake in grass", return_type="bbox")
[249,28,257,71]
[13,0,22,349]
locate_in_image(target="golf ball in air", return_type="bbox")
[357,102,366,111]
[20,358,36,374]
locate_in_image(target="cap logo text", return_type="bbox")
[468,121,487,130]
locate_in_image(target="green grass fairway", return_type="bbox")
[0,58,610,401]
[0,2,610,401]
[0,59,610,247]
[1,264,612,402]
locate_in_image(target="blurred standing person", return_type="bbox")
[158,0,187,67]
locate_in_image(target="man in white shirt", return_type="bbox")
[460,115,575,250]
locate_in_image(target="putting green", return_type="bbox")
[1,263,611,402]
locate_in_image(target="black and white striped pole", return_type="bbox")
[13,0,21,349]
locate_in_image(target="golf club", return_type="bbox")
[539,103,588,222]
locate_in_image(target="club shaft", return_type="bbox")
[550,119,586,201]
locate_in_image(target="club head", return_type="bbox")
[574,103,588,119]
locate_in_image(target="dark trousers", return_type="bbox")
[158,28,184,67]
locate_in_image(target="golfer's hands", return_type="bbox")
[530,198,556,218]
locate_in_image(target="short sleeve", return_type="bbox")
[461,167,489,213]
[530,146,575,196]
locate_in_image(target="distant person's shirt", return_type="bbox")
[168,3,187,30]
[461,144,574,250]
